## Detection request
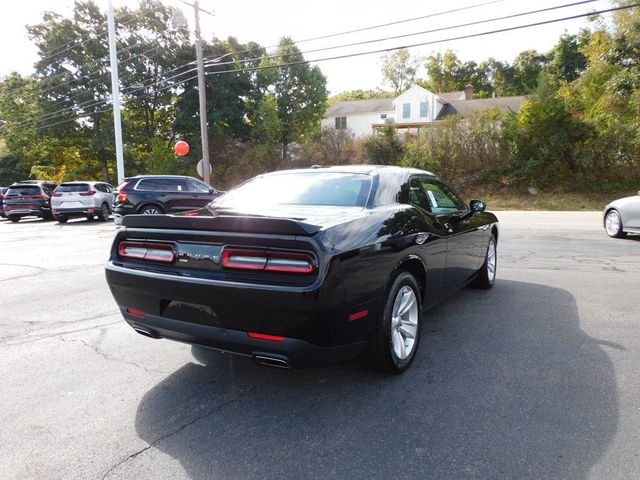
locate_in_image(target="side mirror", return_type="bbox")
[470,199,486,213]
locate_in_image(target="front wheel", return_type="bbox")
[8,216,19,223]
[474,234,497,289]
[365,272,422,374]
[604,209,625,238]
[55,215,68,224]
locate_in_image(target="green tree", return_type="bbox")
[328,89,393,105]
[256,38,328,161]
[381,48,423,94]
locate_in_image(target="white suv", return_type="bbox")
[51,181,115,223]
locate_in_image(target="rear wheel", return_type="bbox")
[140,205,162,215]
[85,214,94,221]
[604,209,625,238]
[55,215,68,224]
[8,216,19,223]
[98,203,110,222]
[474,234,497,289]
[365,272,421,374]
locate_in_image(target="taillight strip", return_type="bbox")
[248,332,285,342]
[222,248,315,274]
[118,241,175,263]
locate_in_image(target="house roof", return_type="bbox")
[324,98,394,117]
[437,91,465,102]
[436,96,526,119]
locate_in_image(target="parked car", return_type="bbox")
[604,190,640,237]
[112,175,223,226]
[3,181,58,222]
[0,187,8,218]
[105,166,498,373]
[51,181,115,223]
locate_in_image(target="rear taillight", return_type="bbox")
[116,180,131,203]
[222,248,315,274]
[52,192,62,197]
[118,241,175,263]
[80,190,96,196]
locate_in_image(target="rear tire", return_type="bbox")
[98,203,110,222]
[140,205,163,215]
[474,234,497,289]
[8,216,19,223]
[55,215,68,224]
[364,272,422,374]
[85,215,94,221]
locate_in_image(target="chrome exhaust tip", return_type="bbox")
[254,355,291,369]
[133,326,158,339]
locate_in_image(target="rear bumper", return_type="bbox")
[105,260,376,366]
[122,308,366,368]
[4,205,49,217]
[53,207,97,217]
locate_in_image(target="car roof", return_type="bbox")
[264,164,435,177]
[59,181,104,184]
[126,175,192,179]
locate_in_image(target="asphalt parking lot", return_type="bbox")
[1,212,639,480]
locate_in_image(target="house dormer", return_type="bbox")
[392,85,446,123]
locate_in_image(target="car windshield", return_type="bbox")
[212,172,372,209]
[56,183,90,193]
[6,186,41,196]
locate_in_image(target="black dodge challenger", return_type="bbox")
[105,166,498,373]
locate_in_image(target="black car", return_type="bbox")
[3,181,58,222]
[113,175,222,226]
[105,166,498,373]
[0,187,8,218]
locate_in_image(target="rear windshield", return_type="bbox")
[56,183,90,193]
[213,172,372,208]
[6,186,41,196]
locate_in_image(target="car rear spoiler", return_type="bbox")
[121,214,321,236]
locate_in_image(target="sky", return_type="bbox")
[0,0,614,95]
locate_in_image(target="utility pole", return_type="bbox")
[193,0,211,186]
[107,0,125,185]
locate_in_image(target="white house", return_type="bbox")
[322,85,525,137]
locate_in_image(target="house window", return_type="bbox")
[420,101,428,118]
[402,103,411,119]
[335,117,347,130]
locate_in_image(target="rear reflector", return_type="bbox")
[222,248,315,274]
[248,332,285,342]
[118,241,175,263]
[348,310,369,321]
[52,193,62,197]
[126,308,146,317]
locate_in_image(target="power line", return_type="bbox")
[199,0,601,73]
[204,3,636,78]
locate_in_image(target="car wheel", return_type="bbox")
[140,205,163,215]
[55,215,68,224]
[8,216,19,223]
[98,203,110,222]
[365,271,421,374]
[474,234,497,289]
[85,215,94,221]
[604,209,625,238]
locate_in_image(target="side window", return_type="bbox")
[105,184,114,193]
[420,179,466,214]
[158,178,187,192]
[136,179,159,191]
[94,184,105,193]
[187,178,211,193]
[407,178,430,211]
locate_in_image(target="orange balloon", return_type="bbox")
[174,140,190,156]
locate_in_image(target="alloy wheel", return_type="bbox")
[390,285,419,360]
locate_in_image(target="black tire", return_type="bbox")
[139,205,163,215]
[474,234,497,289]
[364,271,422,374]
[8,216,19,223]
[55,215,68,224]
[85,214,94,221]
[604,209,626,238]
[98,203,110,222]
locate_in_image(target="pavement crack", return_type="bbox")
[58,338,170,375]
[101,388,255,479]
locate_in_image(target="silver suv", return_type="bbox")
[51,181,115,223]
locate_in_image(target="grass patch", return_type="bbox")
[462,189,637,211]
